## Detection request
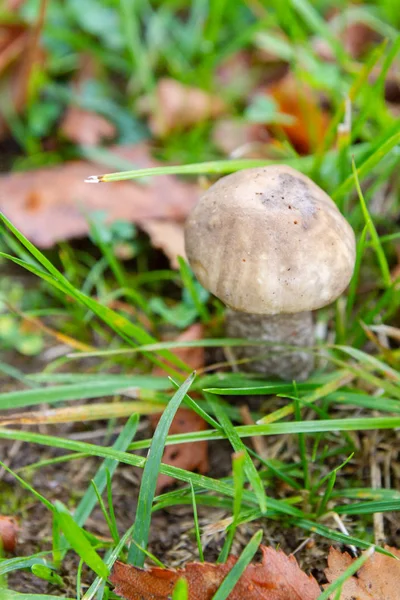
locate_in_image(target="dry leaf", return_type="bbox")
[142,78,226,138]
[265,73,329,154]
[150,324,208,493]
[110,546,321,600]
[139,220,185,269]
[61,107,116,146]
[212,119,270,158]
[325,546,400,599]
[0,22,29,139]
[0,144,198,247]
[0,516,18,552]
[60,56,116,146]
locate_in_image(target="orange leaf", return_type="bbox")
[110,546,321,600]
[265,73,329,154]
[325,545,400,600]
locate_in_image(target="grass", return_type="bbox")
[0,0,400,598]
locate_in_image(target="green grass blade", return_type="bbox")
[316,546,374,600]
[207,394,267,514]
[212,530,263,600]
[350,157,392,287]
[54,502,108,579]
[73,414,139,527]
[128,372,196,566]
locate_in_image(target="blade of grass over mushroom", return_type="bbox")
[128,372,196,567]
[84,157,304,183]
[212,530,263,600]
[0,214,189,376]
[206,393,267,513]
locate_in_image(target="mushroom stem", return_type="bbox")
[225,309,315,381]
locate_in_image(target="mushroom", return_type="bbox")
[184,165,356,380]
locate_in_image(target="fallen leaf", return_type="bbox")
[141,78,226,138]
[139,220,185,269]
[150,324,208,493]
[0,516,18,552]
[61,106,116,146]
[60,56,116,146]
[212,119,270,158]
[110,545,321,600]
[0,144,198,247]
[264,73,329,154]
[0,22,29,139]
[325,546,400,599]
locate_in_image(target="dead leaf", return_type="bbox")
[0,144,198,247]
[61,107,116,146]
[325,546,400,599]
[150,324,208,493]
[0,516,18,552]
[212,119,270,158]
[110,545,321,600]
[264,73,329,154]
[141,78,226,138]
[139,220,185,269]
[60,56,116,146]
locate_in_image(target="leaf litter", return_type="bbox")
[111,544,400,600]
[0,144,198,251]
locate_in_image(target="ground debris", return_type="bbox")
[110,545,321,600]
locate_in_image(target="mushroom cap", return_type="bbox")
[184,165,356,315]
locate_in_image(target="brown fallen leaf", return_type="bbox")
[212,119,271,158]
[0,144,198,247]
[0,516,18,552]
[139,220,185,269]
[61,106,116,147]
[150,323,208,493]
[0,21,29,139]
[60,55,116,146]
[141,78,226,138]
[325,545,400,600]
[264,73,329,154]
[110,545,321,600]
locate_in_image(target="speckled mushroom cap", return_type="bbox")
[184,165,356,315]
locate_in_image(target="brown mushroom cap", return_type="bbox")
[184,165,356,315]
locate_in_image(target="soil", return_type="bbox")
[2,372,400,598]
